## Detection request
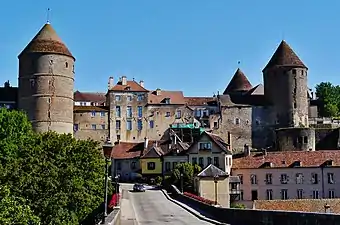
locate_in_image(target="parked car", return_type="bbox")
[133,183,146,192]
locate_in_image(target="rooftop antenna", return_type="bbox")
[46,8,51,24]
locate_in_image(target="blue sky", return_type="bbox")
[1,0,339,96]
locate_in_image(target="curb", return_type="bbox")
[160,189,228,225]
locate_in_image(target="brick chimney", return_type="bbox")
[122,76,127,85]
[156,88,161,96]
[108,77,114,89]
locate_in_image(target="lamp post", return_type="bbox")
[102,139,114,224]
[214,175,219,205]
[180,172,184,193]
[115,175,120,207]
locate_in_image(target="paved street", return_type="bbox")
[120,183,215,225]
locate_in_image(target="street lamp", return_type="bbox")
[102,139,114,224]
[180,172,184,193]
[114,175,120,207]
[214,175,219,205]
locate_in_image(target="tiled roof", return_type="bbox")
[223,68,252,95]
[73,106,108,112]
[254,199,340,214]
[263,40,307,72]
[245,84,264,96]
[184,97,217,106]
[205,132,231,153]
[197,164,228,177]
[18,23,74,59]
[232,150,340,169]
[148,90,186,105]
[111,142,144,159]
[74,91,106,103]
[110,80,148,92]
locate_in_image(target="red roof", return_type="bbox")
[74,91,106,103]
[111,142,144,159]
[223,68,252,95]
[148,90,186,105]
[110,80,148,92]
[184,97,217,106]
[233,150,340,169]
[263,40,307,71]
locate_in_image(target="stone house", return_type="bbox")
[232,149,340,208]
[196,164,230,208]
[140,139,165,178]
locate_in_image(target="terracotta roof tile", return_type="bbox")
[111,142,144,159]
[73,106,108,112]
[263,40,307,71]
[148,90,186,105]
[223,68,252,95]
[74,91,106,103]
[254,199,340,214]
[110,80,148,92]
[184,97,217,106]
[232,150,340,169]
[19,23,74,59]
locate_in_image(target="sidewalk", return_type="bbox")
[120,190,138,225]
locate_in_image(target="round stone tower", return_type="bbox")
[18,22,75,134]
[263,40,309,128]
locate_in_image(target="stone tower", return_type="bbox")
[223,68,253,95]
[263,40,309,128]
[18,23,75,134]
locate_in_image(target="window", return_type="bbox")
[131,162,136,169]
[297,189,303,199]
[126,106,132,118]
[213,157,219,167]
[138,106,143,118]
[127,96,132,101]
[292,69,296,74]
[101,124,105,129]
[116,120,121,130]
[195,110,201,117]
[30,79,35,88]
[91,124,96,130]
[238,174,243,184]
[73,124,79,131]
[303,136,308,143]
[235,118,240,125]
[266,174,273,184]
[115,106,121,117]
[199,142,212,150]
[312,190,319,199]
[214,122,218,128]
[192,157,197,165]
[100,112,105,117]
[207,157,212,165]
[72,65,75,73]
[149,120,154,128]
[65,62,68,68]
[172,162,177,169]
[176,110,181,119]
[251,190,258,201]
[137,94,144,101]
[117,162,121,170]
[280,174,288,184]
[250,174,257,185]
[165,162,171,171]
[266,189,273,200]
[198,157,204,168]
[329,190,335,199]
[296,173,304,184]
[126,120,132,130]
[91,111,96,117]
[165,112,170,117]
[115,95,121,101]
[328,173,334,184]
[239,190,244,200]
[311,173,318,184]
[281,189,288,200]
[147,162,155,170]
[137,119,143,130]
[117,135,121,141]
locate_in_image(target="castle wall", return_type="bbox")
[18,53,74,134]
[276,127,315,151]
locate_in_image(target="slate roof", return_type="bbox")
[262,40,307,71]
[148,90,186,105]
[223,68,252,95]
[232,150,340,169]
[18,23,74,59]
[197,164,229,177]
[184,97,217,106]
[109,80,148,92]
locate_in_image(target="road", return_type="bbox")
[120,183,215,225]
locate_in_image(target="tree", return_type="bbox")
[0,108,112,225]
[170,162,201,192]
[315,82,340,117]
[0,186,40,225]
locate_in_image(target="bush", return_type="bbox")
[155,176,163,185]
[230,203,246,209]
[183,192,215,205]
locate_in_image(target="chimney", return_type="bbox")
[262,148,267,156]
[244,144,250,157]
[156,88,161,96]
[108,77,114,89]
[139,80,144,88]
[144,137,149,149]
[122,76,127,85]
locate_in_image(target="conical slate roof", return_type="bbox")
[223,68,252,95]
[18,23,74,59]
[262,40,306,72]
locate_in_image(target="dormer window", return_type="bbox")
[260,162,273,168]
[291,160,301,167]
[164,98,170,104]
[323,160,333,167]
[199,142,212,150]
[125,86,131,91]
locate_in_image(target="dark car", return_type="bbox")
[133,183,146,192]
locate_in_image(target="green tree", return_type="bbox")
[0,108,112,225]
[315,82,340,117]
[0,186,40,225]
[171,162,201,192]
